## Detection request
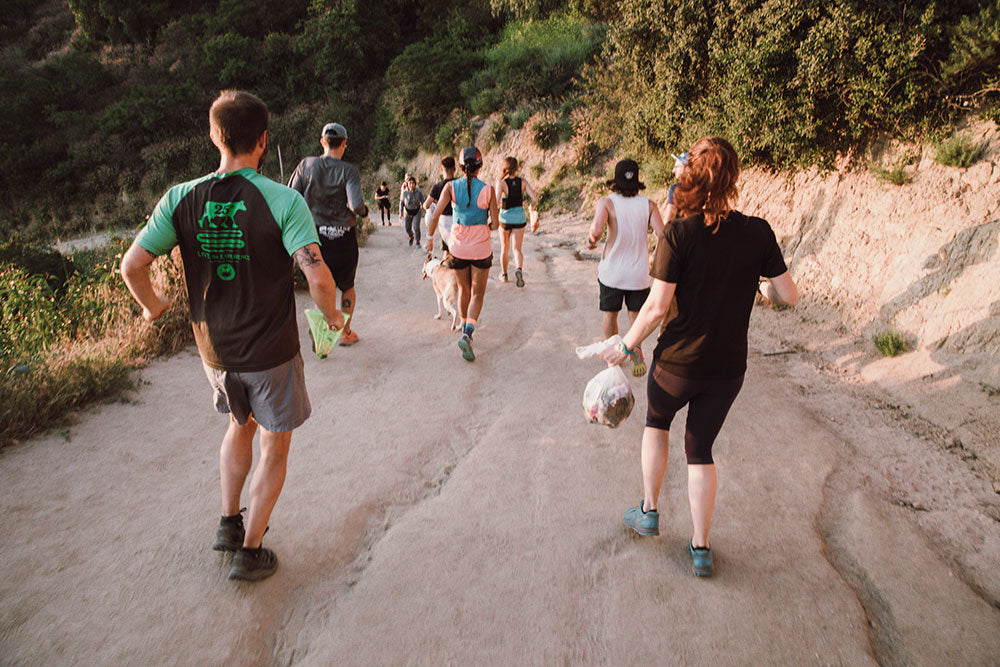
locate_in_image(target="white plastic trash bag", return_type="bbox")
[576,335,635,428]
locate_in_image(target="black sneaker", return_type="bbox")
[229,546,279,581]
[212,510,245,552]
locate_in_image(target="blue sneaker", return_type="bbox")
[458,334,475,361]
[689,542,713,577]
[623,503,659,536]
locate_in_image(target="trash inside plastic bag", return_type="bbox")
[582,366,634,428]
[576,335,635,428]
[305,309,350,359]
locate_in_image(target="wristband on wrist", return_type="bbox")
[618,340,633,356]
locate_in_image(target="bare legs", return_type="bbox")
[468,267,488,320]
[687,464,716,549]
[341,287,355,335]
[602,309,641,339]
[500,229,511,277]
[456,266,471,321]
[511,227,525,272]
[455,266,489,323]
[220,417,255,516]
[219,415,293,549]
[638,425,717,548]
[500,227,526,277]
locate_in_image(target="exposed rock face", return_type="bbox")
[739,121,1000,357]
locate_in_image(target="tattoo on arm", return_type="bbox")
[341,297,352,309]
[294,245,323,269]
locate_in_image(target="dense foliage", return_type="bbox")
[588,0,1000,168]
[1,0,997,241]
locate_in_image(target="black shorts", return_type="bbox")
[599,280,650,312]
[319,227,359,291]
[446,254,493,270]
[500,223,527,231]
[377,199,391,211]
[645,365,744,464]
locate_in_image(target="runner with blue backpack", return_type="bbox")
[425,147,499,362]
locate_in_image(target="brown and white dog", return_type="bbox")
[422,254,460,330]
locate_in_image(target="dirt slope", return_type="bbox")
[1,216,998,664]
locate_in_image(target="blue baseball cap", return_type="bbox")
[671,152,689,165]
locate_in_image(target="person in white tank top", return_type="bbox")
[587,159,665,376]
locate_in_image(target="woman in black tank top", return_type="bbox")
[494,157,538,287]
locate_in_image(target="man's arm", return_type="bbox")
[121,242,170,322]
[293,244,344,329]
[345,166,368,218]
[648,200,665,236]
[587,198,610,248]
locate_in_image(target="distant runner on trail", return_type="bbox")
[495,156,538,286]
[424,156,456,254]
[399,176,425,247]
[600,136,798,578]
[665,152,689,222]
[288,122,368,347]
[587,158,664,377]
[426,146,499,362]
[120,90,344,582]
[374,181,392,225]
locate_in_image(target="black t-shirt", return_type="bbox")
[429,178,454,215]
[375,185,390,204]
[651,211,787,379]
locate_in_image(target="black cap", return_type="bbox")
[607,159,645,190]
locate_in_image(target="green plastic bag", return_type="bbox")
[305,309,349,359]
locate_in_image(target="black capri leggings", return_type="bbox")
[645,365,745,465]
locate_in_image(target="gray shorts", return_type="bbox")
[202,353,311,433]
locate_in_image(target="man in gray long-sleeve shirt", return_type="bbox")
[289,122,368,345]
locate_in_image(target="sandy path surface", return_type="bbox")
[2,215,998,664]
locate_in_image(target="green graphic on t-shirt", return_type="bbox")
[217,264,236,281]
[197,201,247,255]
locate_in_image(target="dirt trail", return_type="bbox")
[2,215,998,664]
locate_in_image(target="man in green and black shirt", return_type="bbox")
[121,90,344,582]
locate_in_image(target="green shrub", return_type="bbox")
[531,111,563,150]
[933,134,983,167]
[873,329,907,357]
[435,109,474,152]
[589,0,986,169]
[0,239,191,446]
[458,17,607,116]
[485,121,506,148]
[0,238,76,292]
[870,158,911,185]
[536,184,579,212]
[529,163,545,179]
[506,106,532,130]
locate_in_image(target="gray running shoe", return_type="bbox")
[229,546,278,581]
[212,510,245,552]
[515,268,524,288]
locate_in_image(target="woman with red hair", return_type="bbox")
[602,137,799,577]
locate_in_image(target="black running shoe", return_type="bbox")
[212,510,245,552]
[229,546,279,581]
